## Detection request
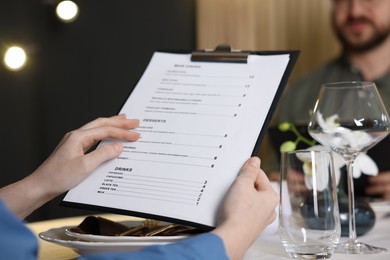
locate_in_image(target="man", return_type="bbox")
[277,0,390,200]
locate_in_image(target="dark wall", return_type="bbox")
[0,0,195,221]
[0,0,44,214]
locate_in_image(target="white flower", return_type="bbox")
[315,112,374,149]
[314,112,379,178]
[297,146,344,191]
[354,153,378,178]
[297,145,378,191]
[317,113,341,130]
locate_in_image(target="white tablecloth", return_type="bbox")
[246,207,390,259]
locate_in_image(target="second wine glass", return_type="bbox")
[307,81,390,254]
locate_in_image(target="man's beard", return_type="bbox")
[334,17,390,53]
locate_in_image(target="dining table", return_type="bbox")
[28,201,390,260]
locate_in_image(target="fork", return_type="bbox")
[117,219,160,236]
[144,223,198,236]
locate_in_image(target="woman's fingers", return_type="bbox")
[78,115,140,131]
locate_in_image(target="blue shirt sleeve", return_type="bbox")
[0,200,38,260]
[78,233,228,260]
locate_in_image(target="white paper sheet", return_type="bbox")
[63,52,290,227]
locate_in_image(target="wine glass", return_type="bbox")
[307,81,390,254]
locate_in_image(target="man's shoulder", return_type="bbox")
[291,58,342,89]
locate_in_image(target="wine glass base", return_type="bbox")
[335,240,387,254]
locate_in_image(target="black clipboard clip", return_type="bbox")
[191,44,251,63]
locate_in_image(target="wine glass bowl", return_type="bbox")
[309,117,389,161]
[307,81,390,254]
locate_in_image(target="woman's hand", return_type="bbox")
[212,157,279,260]
[0,114,140,218]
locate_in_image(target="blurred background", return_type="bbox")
[1,0,339,222]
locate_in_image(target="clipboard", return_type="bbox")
[61,44,300,230]
[191,44,251,63]
[182,44,299,157]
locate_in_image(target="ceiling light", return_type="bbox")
[56,0,79,23]
[3,46,27,71]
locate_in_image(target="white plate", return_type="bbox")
[64,220,188,242]
[38,221,189,255]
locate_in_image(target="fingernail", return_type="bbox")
[248,156,260,167]
[132,119,140,126]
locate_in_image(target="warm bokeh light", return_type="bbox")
[3,46,27,71]
[56,0,79,23]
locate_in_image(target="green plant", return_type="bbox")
[278,122,317,152]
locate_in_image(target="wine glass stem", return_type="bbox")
[346,159,358,243]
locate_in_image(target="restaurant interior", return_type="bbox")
[1,0,338,222]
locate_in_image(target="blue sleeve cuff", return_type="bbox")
[0,200,39,260]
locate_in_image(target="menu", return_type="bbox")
[62,51,296,228]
